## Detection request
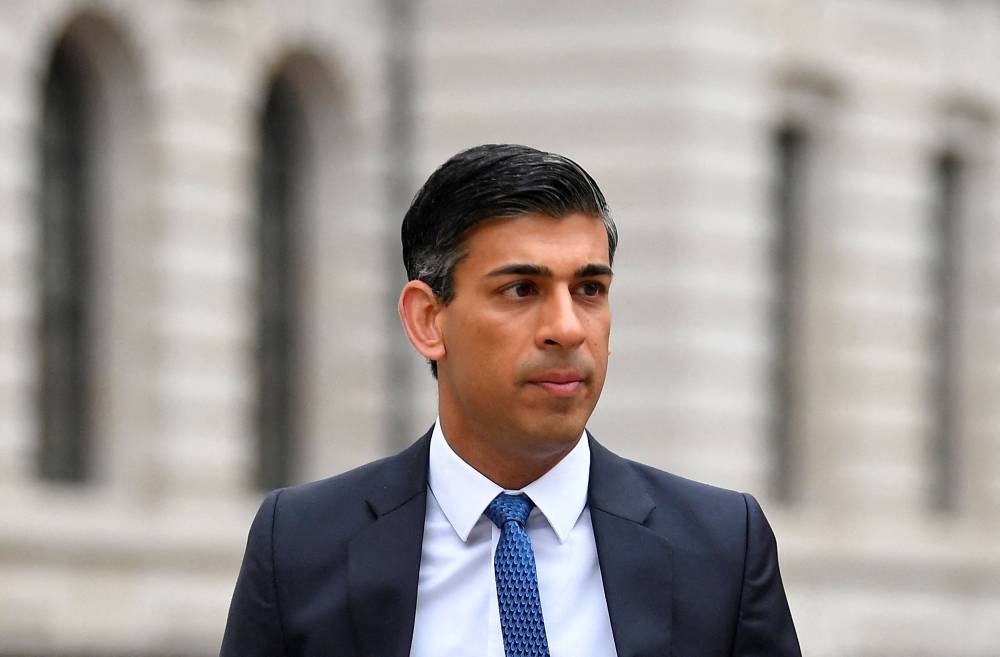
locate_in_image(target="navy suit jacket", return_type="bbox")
[221,431,801,657]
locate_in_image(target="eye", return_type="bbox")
[576,281,606,297]
[501,281,538,298]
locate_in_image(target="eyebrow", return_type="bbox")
[485,263,614,278]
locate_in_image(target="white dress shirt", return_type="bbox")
[409,421,618,657]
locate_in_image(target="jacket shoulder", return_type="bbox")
[266,432,431,543]
[593,441,758,552]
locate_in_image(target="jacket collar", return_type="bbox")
[348,430,431,657]
[589,434,674,657]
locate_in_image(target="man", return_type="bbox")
[221,144,801,657]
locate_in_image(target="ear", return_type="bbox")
[398,280,447,363]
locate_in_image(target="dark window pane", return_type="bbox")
[36,40,91,483]
[769,126,807,503]
[254,75,303,491]
[929,151,963,513]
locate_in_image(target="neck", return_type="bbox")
[439,422,579,490]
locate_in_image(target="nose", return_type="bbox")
[537,287,586,350]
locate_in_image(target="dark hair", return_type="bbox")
[401,143,618,376]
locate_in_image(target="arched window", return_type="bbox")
[254,73,305,490]
[36,38,91,482]
[33,13,150,492]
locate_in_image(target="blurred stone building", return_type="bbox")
[1,0,998,655]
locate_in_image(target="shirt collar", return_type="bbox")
[427,418,590,544]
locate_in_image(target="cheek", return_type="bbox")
[586,315,611,349]
[450,318,517,377]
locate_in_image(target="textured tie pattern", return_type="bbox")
[485,493,551,657]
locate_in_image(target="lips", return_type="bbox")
[527,370,586,397]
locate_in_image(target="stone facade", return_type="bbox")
[1,1,998,655]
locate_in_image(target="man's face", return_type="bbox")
[435,212,612,464]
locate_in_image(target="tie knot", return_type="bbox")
[485,493,534,528]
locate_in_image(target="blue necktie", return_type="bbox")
[485,493,551,657]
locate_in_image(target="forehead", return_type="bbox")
[459,212,610,270]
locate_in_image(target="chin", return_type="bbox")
[523,414,589,448]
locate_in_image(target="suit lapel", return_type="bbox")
[348,433,431,657]
[589,436,673,657]
[344,431,673,657]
